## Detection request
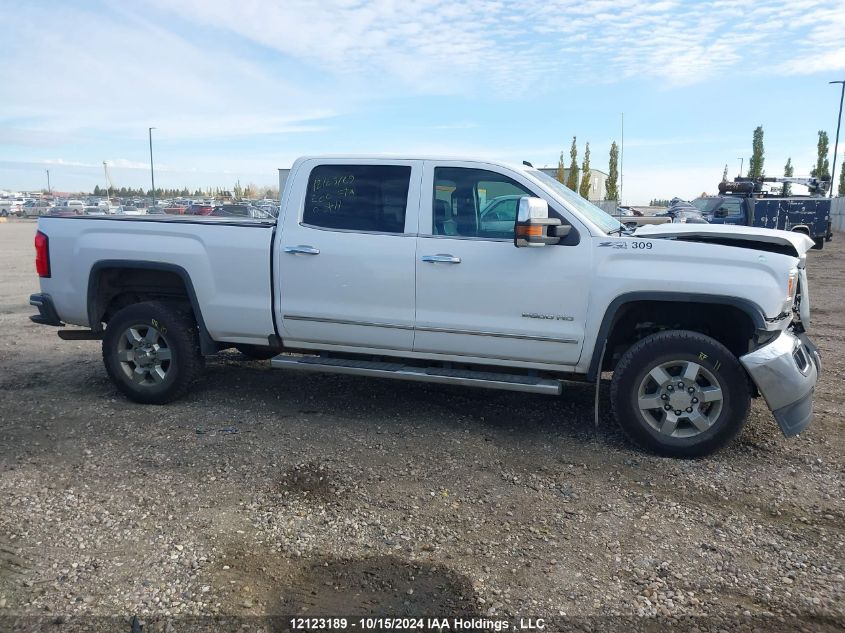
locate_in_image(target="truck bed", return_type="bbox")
[37,215,277,346]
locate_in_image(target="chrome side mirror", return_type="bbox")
[514,197,562,247]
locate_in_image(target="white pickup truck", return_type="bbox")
[29,156,820,457]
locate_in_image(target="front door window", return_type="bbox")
[433,167,533,240]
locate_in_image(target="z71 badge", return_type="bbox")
[598,241,653,250]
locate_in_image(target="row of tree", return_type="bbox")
[555,138,620,200]
[90,183,280,199]
[731,126,845,195]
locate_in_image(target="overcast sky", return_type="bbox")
[1,0,844,204]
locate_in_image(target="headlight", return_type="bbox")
[783,270,798,313]
[787,271,798,300]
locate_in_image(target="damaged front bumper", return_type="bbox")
[740,330,820,437]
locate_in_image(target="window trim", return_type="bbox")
[299,222,416,238]
[420,233,512,243]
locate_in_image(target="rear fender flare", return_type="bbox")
[87,259,217,354]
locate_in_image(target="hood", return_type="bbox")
[633,223,814,258]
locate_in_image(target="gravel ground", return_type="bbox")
[0,219,843,632]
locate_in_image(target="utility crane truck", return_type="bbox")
[691,176,832,249]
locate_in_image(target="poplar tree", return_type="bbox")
[748,126,765,178]
[839,167,845,196]
[605,141,619,200]
[579,143,591,199]
[556,151,566,183]
[566,137,579,191]
[783,157,793,197]
[810,131,830,181]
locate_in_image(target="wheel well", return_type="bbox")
[791,226,810,235]
[600,301,757,373]
[90,267,193,328]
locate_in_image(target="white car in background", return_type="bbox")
[97,200,121,214]
[116,205,147,216]
[64,200,85,214]
[0,198,25,216]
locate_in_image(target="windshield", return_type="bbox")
[527,169,623,233]
[691,198,721,214]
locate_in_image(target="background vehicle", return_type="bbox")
[476,194,522,234]
[0,200,21,217]
[210,204,272,219]
[47,205,78,216]
[185,203,213,215]
[613,213,672,230]
[671,209,709,223]
[258,203,280,218]
[22,200,52,217]
[64,200,85,213]
[29,156,819,458]
[691,177,832,249]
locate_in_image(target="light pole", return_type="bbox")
[829,80,844,198]
[737,157,743,178]
[148,127,156,205]
[620,112,624,204]
[45,169,51,195]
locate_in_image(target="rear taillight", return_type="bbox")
[35,230,50,278]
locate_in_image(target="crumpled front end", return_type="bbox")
[740,330,820,437]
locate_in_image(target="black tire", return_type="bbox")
[102,301,204,404]
[610,330,750,458]
[234,344,277,360]
[812,237,825,250]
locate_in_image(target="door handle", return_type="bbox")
[283,245,320,255]
[421,254,461,264]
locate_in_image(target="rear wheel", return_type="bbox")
[812,236,825,250]
[610,330,750,458]
[103,301,204,404]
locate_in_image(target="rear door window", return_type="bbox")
[304,165,412,233]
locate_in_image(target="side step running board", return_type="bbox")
[58,329,103,341]
[270,355,562,395]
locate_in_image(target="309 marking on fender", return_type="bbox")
[631,241,653,249]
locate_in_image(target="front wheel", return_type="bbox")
[610,330,750,458]
[812,237,825,250]
[102,301,204,404]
